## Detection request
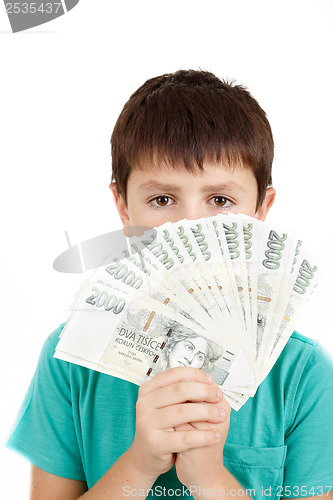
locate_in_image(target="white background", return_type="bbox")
[1,0,332,497]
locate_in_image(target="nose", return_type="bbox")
[178,203,205,221]
[184,353,194,366]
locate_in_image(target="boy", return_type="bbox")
[7,70,333,499]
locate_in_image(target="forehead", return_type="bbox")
[128,160,257,192]
[181,337,208,352]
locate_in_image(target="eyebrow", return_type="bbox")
[202,183,246,193]
[139,181,181,192]
[139,181,246,193]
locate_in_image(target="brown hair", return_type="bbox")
[111,69,274,210]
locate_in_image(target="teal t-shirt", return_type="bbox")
[6,324,333,498]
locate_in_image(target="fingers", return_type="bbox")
[173,422,195,432]
[134,367,231,459]
[161,427,223,453]
[138,376,223,418]
[136,367,229,430]
[173,398,231,434]
[152,380,222,408]
[156,402,227,430]
[139,367,214,395]
[131,368,231,477]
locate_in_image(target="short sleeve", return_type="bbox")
[6,324,86,481]
[283,342,333,496]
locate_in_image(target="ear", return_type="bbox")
[255,187,276,221]
[109,182,130,227]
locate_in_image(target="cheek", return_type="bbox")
[237,198,257,217]
[127,208,156,227]
[128,203,171,228]
[192,358,204,369]
[171,344,185,358]
[167,346,183,368]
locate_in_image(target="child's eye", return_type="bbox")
[209,196,233,208]
[148,196,174,207]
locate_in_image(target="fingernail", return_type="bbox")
[214,431,221,440]
[220,408,226,419]
[206,374,214,383]
[216,389,223,399]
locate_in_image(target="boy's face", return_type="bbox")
[112,161,275,230]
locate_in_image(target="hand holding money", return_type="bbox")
[54,213,319,410]
[124,367,225,482]
[174,391,231,491]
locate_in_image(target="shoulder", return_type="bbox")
[43,322,66,350]
[254,332,333,430]
[35,322,70,381]
[274,330,333,378]
[282,334,333,487]
[7,322,87,480]
[282,331,333,380]
[278,332,333,433]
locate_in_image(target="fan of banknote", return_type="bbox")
[54,214,319,410]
